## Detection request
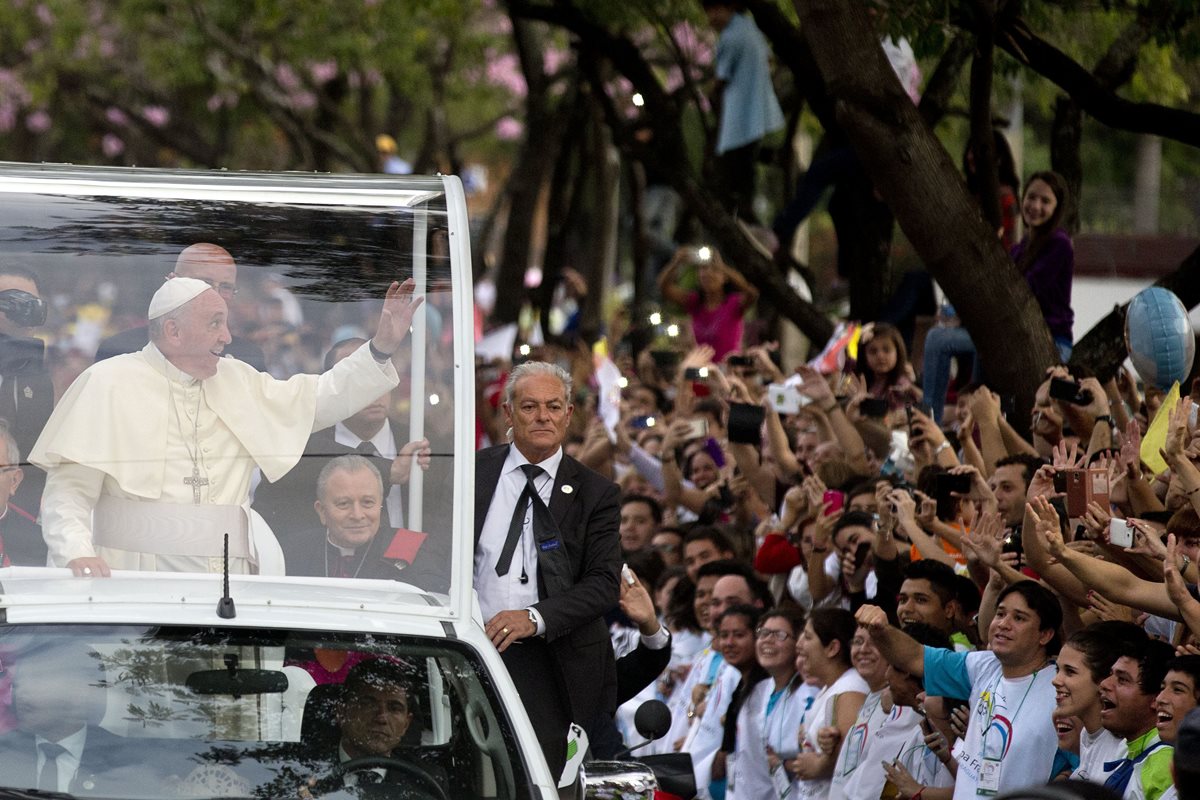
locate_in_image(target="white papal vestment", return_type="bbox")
[30,341,399,574]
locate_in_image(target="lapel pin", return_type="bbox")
[22,387,31,399]
[561,485,573,494]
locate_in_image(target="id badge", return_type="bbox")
[770,765,791,799]
[977,757,1001,796]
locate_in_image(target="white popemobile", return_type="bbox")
[0,164,665,800]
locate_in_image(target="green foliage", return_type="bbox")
[0,0,524,170]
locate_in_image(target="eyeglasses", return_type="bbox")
[755,628,793,642]
[201,279,238,296]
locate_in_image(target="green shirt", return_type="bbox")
[1126,728,1174,800]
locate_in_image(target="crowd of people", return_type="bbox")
[466,163,1200,796]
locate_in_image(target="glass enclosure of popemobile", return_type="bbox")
[0,164,543,800]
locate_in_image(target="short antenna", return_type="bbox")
[216,533,237,619]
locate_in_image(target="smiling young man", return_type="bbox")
[896,559,971,651]
[858,581,1062,799]
[1156,656,1200,747]
[1097,638,1174,799]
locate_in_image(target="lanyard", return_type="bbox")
[764,679,799,752]
[980,667,1042,752]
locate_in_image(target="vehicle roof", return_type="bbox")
[0,160,448,205]
[0,568,463,637]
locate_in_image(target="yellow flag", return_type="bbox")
[1141,381,1181,475]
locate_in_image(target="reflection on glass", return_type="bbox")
[0,187,457,593]
[0,626,525,799]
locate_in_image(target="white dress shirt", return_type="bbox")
[333,419,402,526]
[474,446,562,631]
[36,726,86,792]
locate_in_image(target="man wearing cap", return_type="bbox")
[29,276,421,577]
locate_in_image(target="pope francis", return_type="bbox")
[29,275,422,578]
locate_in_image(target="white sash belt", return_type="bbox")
[94,495,251,559]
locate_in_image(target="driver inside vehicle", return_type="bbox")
[304,658,447,800]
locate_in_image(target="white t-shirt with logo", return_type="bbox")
[923,647,1058,800]
[791,668,870,800]
[828,688,922,800]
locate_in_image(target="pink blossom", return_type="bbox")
[274,63,302,92]
[0,107,15,133]
[495,116,523,141]
[485,53,526,98]
[34,4,52,25]
[101,134,124,158]
[24,110,50,133]
[206,94,223,112]
[141,105,169,127]
[309,59,338,84]
[105,106,128,126]
[672,22,713,65]
[664,66,684,93]
[288,91,317,110]
[543,47,569,75]
[362,68,382,86]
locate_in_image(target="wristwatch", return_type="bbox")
[1094,414,1114,427]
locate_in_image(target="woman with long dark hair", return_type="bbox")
[922,170,1075,421]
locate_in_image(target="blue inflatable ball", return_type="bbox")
[1125,287,1195,390]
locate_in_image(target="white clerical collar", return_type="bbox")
[505,444,562,482]
[326,535,356,557]
[334,419,396,458]
[144,342,200,385]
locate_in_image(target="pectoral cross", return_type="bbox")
[183,464,208,504]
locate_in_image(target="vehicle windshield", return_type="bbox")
[0,623,531,800]
[0,165,467,606]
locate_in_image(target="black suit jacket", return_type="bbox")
[474,444,621,725]
[0,503,45,566]
[0,725,145,794]
[283,526,430,583]
[0,336,54,514]
[95,324,267,372]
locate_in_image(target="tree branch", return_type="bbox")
[997,15,1200,148]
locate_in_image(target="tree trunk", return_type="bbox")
[794,0,1058,419]
[968,2,1001,231]
[491,14,564,326]
[1050,96,1084,233]
[1050,16,1153,234]
[1133,134,1161,234]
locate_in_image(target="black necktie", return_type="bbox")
[356,441,378,457]
[38,742,66,791]
[495,465,544,577]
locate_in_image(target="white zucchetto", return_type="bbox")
[148,277,213,320]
